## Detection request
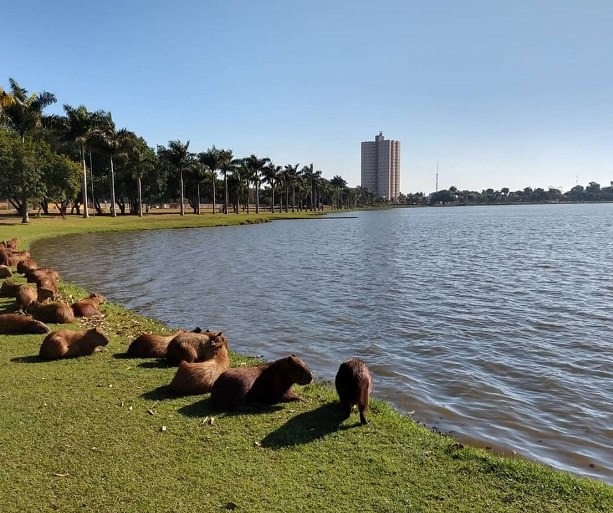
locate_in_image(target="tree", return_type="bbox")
[217,149,236,214]
[124,134,156,216]
[330,175,347,209]
[95,114,134,217]
[50,104,107,218]
[157,140,191,215]
[283,164,301,212]
[198,147,222,214]
[0,78,56,142]
[243,154,270,214]
[262,163,281,212]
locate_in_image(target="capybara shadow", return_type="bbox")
[260,402,348,448]
[11,355,47,364]
[136,360,175,369]
[210,355,313,410]
[141,386,175,401]
[177,397,282,419]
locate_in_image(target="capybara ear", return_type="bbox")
[192,327,202,333]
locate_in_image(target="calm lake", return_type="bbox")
[32,204,613,483]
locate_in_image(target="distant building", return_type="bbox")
[361,132,400,201]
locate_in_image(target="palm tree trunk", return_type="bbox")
[81,146,89,219]
[292,185,296,213]
[224,171,229,214]
[89,151,95,216]
[255,179,260,214]
[179,169,185,216]
[211,173,216,214]
[271,187,275,213]
[110,156,117,217]
[285,186,289,213]
[137,177,143,217]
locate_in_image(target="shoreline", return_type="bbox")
[1,213,611,512]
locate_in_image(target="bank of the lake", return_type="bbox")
[0,212,611,513]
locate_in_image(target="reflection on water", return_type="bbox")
[32,204,613,483]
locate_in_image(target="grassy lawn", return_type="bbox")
[0,212,611,512]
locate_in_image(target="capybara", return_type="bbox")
[26,301,75,324]
[26,268,60,285]
[335,358,372,425]
[167,338,230,395]
[17,258,37,275]
[0,279,19,297]
[1,238,18,250]
[0,313,51,334]
[39,327,110,360]
[71,293,106,317]
[166,330,227,364]
[37,287,55,302]
[211,355,313,410]
[16,284,38,310]
[0,265,12,278]
[127,327,202,358]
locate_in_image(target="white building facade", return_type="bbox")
[360,132,400,201]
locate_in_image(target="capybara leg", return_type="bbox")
[281,390,303,402]
[358,405,368,425]
[340,401,352,420]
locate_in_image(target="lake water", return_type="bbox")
[32,204,613,484]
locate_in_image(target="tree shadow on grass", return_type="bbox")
[260,402,357,448]
[10,354,43,364]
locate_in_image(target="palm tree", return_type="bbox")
[330,175,347,209]
[283,164,301,212]
[217,149,236,214]
[95,114,134,217]
[243,154,271,214]
[198,147,222,214]
[50,104,107,218]
[0,78,56,143]
[262,163,281,212]
[158,140,191,215]
[124,134,156,217]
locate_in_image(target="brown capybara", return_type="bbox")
[0,279,20,297]
[210,355,313,410]
[335,358,372,425]
[167,338,230,395]
[166,330,227,364]
[0,265,12,278]
[1,238,18,250]
[39,327,110,360]
[127,327,202,358]
[26,268,60,285]
[71,293,106,317]
[0,313,51,334]
[16,284,38,310]
[17,258,37,275]
[26,301,75,324]
[37,287,56,302]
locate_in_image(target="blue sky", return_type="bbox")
[4,0,612,194]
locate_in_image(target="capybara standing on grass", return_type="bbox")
[39,327,110,360]
[0,313,50,334]
[127,327,202,358]
[166,331,227,364]
[168,338,230,395]
[335,358,372,425]
[71,293,106,317]
[26,301,75,324]
[211,355,313,410]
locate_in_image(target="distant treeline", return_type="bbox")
[399,182,613,206]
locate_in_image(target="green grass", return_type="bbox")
[0,213,611,512]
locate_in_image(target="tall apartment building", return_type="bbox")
[360,132,400,201]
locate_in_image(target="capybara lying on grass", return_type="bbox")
[0,265,12,278]
[71,293,105,317]
[211,355,313,410]
[16,284,38,310]
[39,327,110,360]
[335,358,372,425]
[0,313,51,334]
[168,338,230,395]
[17,258,38,275]
[127,327,202,358]
[1,238,18,250]
[166,331,227,364]
[0,279,20,297]
[26,301,75,324]
[26,268,60,286]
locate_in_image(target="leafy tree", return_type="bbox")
[217,149,236,214]
[198,147,223,214]
[262,163,282,212]
[242,154,270,214]
[283,164,301,212]
[157,140,192,215]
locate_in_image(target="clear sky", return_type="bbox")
[3,0,612,194]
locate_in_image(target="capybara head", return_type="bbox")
[283,355,313,385]
[88,327,110,347]
[88,293,106,305]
